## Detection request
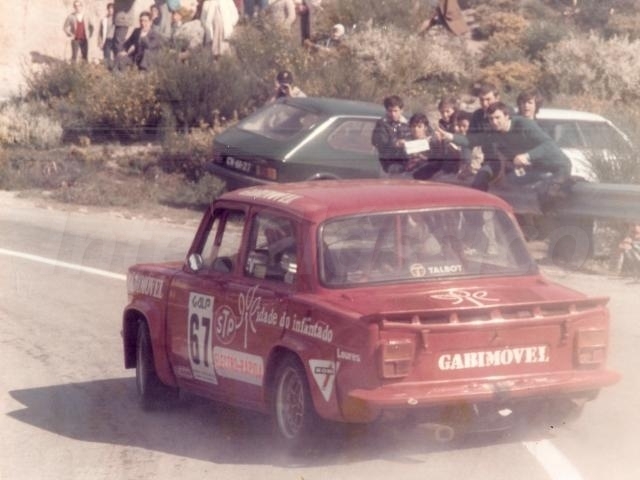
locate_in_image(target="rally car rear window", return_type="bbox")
[320,208,534,286]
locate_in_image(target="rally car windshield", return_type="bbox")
[320,208,535,286]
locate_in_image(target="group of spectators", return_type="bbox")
[63,0,332,71]
[371,83,571,192]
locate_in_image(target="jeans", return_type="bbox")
[244,0,269,17]
[71,38,88,61]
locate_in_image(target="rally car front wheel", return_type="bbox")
[272,356,318,446]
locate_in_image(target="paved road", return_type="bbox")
[1,193,638,480]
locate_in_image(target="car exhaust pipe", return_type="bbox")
[424,423,456,443]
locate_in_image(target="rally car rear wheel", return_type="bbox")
[136,321,177,410]
[272,356,317,445]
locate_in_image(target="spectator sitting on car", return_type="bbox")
[398,113,431,174]
[268,70,307,102]
[436,82,515,190]
[517,88,544,120]
[371,95,411,174]
[425,96,463,178]
[476,102,570,189]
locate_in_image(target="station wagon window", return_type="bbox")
[201,209,246,272]
[326,119,378,154]
[239,102,322,141]
[244,212,298,284]
[320,208,533,286]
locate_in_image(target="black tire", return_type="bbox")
[272,356,318,447]
[546,215,594,268]
[136,321,177,410]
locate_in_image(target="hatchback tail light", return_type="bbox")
[379,338,416,378]
[575,329,607,366]
[255,165,278,181]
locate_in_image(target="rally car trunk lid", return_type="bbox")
[337,278,614,385]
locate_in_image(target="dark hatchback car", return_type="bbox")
[209,96,385,190]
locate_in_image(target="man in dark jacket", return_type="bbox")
[116,11,164,71]
[371,95,411,174]
[477,102,571,190]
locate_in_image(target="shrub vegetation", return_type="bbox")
[2,0,640,206]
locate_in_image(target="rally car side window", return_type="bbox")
[244,212,298,284]
[201,209,246,272]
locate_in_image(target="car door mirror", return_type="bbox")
[187,253,204,272]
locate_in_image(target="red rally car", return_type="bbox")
[122,179,620,444]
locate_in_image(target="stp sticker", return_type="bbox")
[309,359,340,402]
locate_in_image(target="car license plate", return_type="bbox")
[225,156,254,174]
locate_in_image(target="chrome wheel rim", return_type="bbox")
[276,367,304,439]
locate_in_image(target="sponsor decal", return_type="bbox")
[213,347,264,386]
[174,365,193,380]
[215,305,241,345]
[409,263,427,278]
[438,345,550,371]
[292,317,334,343]
[309,359,339,402]
[427,288,499,307]
[188,293,218,384]
[337,348,361,363]
[237,286,261,349]
[238,188,302,205]
[427,264,463,275]
[127,273,163,299]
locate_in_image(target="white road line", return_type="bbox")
[524,440,584,480]
[0,247,126,281]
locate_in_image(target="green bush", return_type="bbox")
[344,25,474,101]
[25,62,96,102]
[77,69,163,141]
[541,33,640,103]
[319,0,418,32]
[0,101,63,149]
[154,47,257,130]
[230,18,310,105]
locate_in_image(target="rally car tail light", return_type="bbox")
[575,328,607,366]
[379,339,416,378]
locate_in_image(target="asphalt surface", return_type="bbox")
[1,192,638,480]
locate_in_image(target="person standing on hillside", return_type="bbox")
[63,1,95,62]
[98,3,116,67]
[200,0,239,57]
[116,11,164,70]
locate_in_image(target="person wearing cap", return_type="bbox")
[269,70,307,102]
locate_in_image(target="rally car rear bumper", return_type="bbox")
[342,369,621,422]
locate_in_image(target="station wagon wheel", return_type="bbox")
[136,321,177,410]
[272,356,317,446]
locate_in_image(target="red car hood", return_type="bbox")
[320,275,600,318]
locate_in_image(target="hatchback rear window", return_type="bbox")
[239,103,322,141]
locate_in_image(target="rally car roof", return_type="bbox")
[219,179,512,222]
